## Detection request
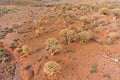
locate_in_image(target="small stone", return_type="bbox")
[44,56,49,59]
[16,48,22,53]
[24,65,31,71]
[37,57,42,62]
[64,49,73,53]
[2,52,9,57]
[13,38,19,42]
[9,43,17,50]
[36,48,42,52]
[1,32,7,36]
[4,27,13,33]
[3,57,9,62]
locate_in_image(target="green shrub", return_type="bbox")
[0,35,4,40]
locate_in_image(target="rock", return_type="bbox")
[24,65,31,71]
[1,32,7,36]
[23,70,34,80]
[9,43,17,50]
[4,27,13,33]
[13,38,19,42]
[16,48,22,53]
[3,57,9,62]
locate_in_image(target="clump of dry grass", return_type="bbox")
[22,45,31,55]
[76,26,87,33]
[59,28,79,44]
[45,38,61,55]
[106,38,113,45]
[79,31,91,44]
[112,8,120,17]
[79,16,89,26]
[35,29,41,37]
[99,8,110,15]
[34,19,44,37]
[34,19,41,29]
[35,27,43,37]
[43,61,61,76]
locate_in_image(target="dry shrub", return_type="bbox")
[79,16,89,25]
[99,8,110,15]
[112,8,120,17]
[45,38,61,55]
[79,31,93,44]
[76,26,88,33]
[22,45,31,54]
[59,28,79,44]
[43,61,61,76]
[35,27,43,37]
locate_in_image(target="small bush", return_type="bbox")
[34,20,38,28]
[76,26,87,33]
[79,31,91,44]
[45,38,61,55]
[106,38,113,45]
[59,28,79,44]
[22,45,31,54]
[43,61,61,76]
[35,29,42,37]
[34,19,41,29]
[112,8,120,17]
[79,16,88,25]
[99,8,109,15]
[90,64,98,74]
[90,21,98,29]
[0,35,4,40]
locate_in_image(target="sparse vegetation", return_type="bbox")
[90,64,98,74]
[22,45,31,54]
[0,48,3,52]
[99,8,110,15]
[106,38,113,45]
[0,7,19,16]
[79,16,89,25]
[59,28,79,44]
[112,8,120,17]
[90,21,98,29]
[45,38,61,55]
[0,1,120,80]
[0,35,4,40]
[79,31,91,44]
[35,29,41,37]
[43,61,61,76]
[76,26,87,33]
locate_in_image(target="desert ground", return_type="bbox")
[0,0,120,80]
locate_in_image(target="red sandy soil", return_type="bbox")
[0,0,120,80]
